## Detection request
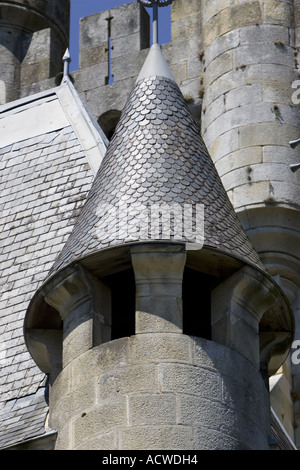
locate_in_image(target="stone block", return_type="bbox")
[171,60,188,86]
[232,180,272,209]
[239,122,299,148]
[239,24,289,45]
[204,128,240,162]
[204,29,240,67]
[215,147,263,178]
[73,62,109,92]
[203,94,225,129]
[177,393,260,445]
[212,314,260,366]
[135,300,183,334]
[244,63,295,87]
[202,67,246,106]
[164,34,200,67]
[97,364,159,401]
[208,103,273,144]
[79,44,108,69]
[120,424,194,450]
[22,29,51,65]
[263,82,296,105]
[75,431,118,450]
[128,393,177,425]
[192,336,250,382]
[71,338,130,386]
[159,363,223,402]
[262,0,294,26]
[49,365,71,406]
[194,426,249,450]
[21,61,51,87]
[202,2,262,47]
[131,333,192,364]
[172,0,201,22]
[204,51,233,85]
[0,64,15,84]
[171,11,202,55]
[202,0,237,24]
[73,399,128,447]
[222,375,269,432]
[187,56,202,80]
[54,422,71,450]
[84,75,135,121]
[263,145,298,164]
[110,49,149,83]
[225,83,262,112]
[234,43,294,70]
[50,376,97,431]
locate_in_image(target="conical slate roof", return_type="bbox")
[50,45,265,275]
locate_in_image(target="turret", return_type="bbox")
[0,0,70,103]
[24,31,293,449]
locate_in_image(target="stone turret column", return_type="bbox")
[131,244,186,334]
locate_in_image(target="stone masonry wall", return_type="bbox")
[199,0,300,446]
[200,0,300,211]
[49,335,270,450]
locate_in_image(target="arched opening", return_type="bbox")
[98,109,122,140]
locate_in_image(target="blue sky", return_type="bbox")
[70,0,171,71]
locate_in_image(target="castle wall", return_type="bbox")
[0,0,299,450]
[49,335,270,450]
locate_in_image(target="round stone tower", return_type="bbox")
[200,0,300,441]
[201,0,300,303]
[24,43,294,450]
[0,0,70,103]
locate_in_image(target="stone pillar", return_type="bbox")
[211,265,292,373]
[130,244,186,334]
[42,265,111,368]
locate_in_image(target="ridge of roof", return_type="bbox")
[56,77,109,175]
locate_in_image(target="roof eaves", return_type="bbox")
[56,77,109,176]
[0,79,109,176]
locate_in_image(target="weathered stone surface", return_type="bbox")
[202,2,262,47]
[49,335,270,450]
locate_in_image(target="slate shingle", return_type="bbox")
[0,121,95,448]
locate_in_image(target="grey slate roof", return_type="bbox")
[0,81,107,448]
[50,66,266,277]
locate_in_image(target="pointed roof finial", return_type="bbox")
[62,48,71,78]
[137,0,174,45]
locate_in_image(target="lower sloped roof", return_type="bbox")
[0,80,107,448]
